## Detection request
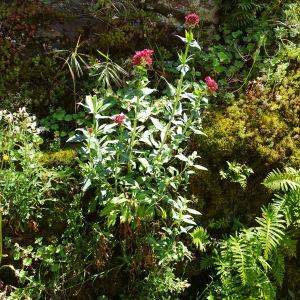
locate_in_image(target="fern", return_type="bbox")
[272,190,300,225]
[269,251,285,287]
[216,0,264,28]
[205,168,300,299]
[190,227,209,252]
[263,168,300,191]
[229,236,249,285]
[200,254,215,270]
[256,205,286,260]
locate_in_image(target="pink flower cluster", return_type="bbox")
[112,113,126,125]
[185,13,200,28]
[132,49,154,66]
[205,76,218,93]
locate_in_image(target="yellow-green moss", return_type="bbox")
[39,149,77,167]
[200,68,300,167]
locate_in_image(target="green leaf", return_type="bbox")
[67,134,85,143]
[83,95,95,114]
[64,114,73,122]
[190,40,201,50]
[139,131,152,146]
[191,227,209,251]
[50,124,59,131]
[256,205,286,259]
[193,165,208,171]
[187,208,202,215]
[176,153,188,162]
[217,51,229,63]
[23,257,32,267]
[53,110,65,121]
[141,87,156,96]
[138,157,152,173]
[151,117,164,130]
[177,64,190,76]
[175,35,187,43]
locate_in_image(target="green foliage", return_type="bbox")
[206,167,300,299]
[263,168,300,191]
[131,266,190,300]
[89,51,128,90]
[256,205,285,260]
[0,1,299,299]
[68,28,209,298]
[40,107,88,138]
[0,55,68,110]
[220,161,253,189]
[0,108,60,226]
[39,149,77,167]
[216,0,269,28]
[191,227,210,252]
[201,57,299,167]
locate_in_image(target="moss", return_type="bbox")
[200,68,300,168]
[39,149,77,167]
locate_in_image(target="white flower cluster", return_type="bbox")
[0,107,40,134]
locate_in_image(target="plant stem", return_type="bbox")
[127,96,140,172]
[158,39,191,155]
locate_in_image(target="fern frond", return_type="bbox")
[280,234,297,258]
[200,254,215,270]
[269,251,285,287]
[256,205,286,259]
[191,227,210,252]
[263,168,300,191]
[272,190,300,225]
[229,236,248,285]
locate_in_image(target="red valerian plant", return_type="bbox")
[185,13,200,28]
[205,76,218,93]
[69,12,208,298]
[132,49,154,66]
[112,113,126,125]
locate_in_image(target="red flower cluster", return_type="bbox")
[185,13,200,28]
[132,49,154,66]
[205,76,218,93]
[112,113,126,125]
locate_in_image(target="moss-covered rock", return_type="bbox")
[200,69,300,168]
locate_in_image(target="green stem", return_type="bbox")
[158,39,191,155]
[73,80,77,113]
[115,126,124,193]
[127,96,140,172]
